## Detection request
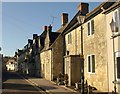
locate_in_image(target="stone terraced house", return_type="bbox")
[62,1,120,93]
[39,13,69,80]
[16,1,120,93]
[40,25,61,80]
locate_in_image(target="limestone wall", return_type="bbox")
[40,50,52,80]
[52,35,64,80]
[83,14,108,91]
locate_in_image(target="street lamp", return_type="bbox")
[110,18,117,93]
[77,14,85,94]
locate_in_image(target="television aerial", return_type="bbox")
[51,16,57,26]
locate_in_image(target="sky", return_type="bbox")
[2,2,102,56]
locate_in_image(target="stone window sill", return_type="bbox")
[113,81,120,84]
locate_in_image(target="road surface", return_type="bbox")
[2,71,46,94]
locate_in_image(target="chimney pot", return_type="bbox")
[78,3,89,15]
[33,34,38,39]
[47,24,52,32]
[28,39,33,44]
[43,26,47,31]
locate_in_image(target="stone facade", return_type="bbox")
[63,2,119,92]
[51,34,64,80]
[65,27,81,55]
[105,6,120,93]
[40,25,60,80]
[17,49,26,73]
[64,26,82,86]
[64,55,81,86]
[40,50,52,80]
[83,14,108,91]
[15,2,120,93]
[32,34,41,77]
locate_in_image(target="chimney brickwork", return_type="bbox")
[62,13,68,27]
[47,24,52,32]
[78,3,89,15]
[43,26,47,31]
[33,34,38,39]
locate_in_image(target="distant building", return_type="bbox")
[5,57,18,71]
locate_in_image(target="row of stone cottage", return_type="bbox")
[15,1,120,93]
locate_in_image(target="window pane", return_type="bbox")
[87,22,90,36]
[114,11,118,26]
[92,55,95,73]
[114,11,119,32]
[117,57,120,79]
[68,33,72,44]
[88,56,91,72]
[91,20,94,34]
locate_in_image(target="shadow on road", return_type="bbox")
[2,71,23,82]
[2,71,43,94]
[3,83,37,91]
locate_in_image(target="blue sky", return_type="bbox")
[2,2,101,56]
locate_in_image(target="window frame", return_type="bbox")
[116,51,120,81]
[87,54,95,74]
[68,33,72,44]
[87,19,95,36]
[113,9,120,33]
[87,55,91,73]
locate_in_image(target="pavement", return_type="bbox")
[20,74,79,94]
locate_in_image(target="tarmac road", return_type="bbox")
[2,71,46,94]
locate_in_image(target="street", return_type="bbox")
[2,71,46,94]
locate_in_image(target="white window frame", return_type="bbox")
[87,54,95,74]
[87,19,94,36]
[116,51,120,81]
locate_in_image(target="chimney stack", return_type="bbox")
[47,24,52,32]
[33,34,38,39]
[43,26,47,31]
[78,3,89,15]
[28,39,33,44]
[62,13,68,27]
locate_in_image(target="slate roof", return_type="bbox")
[103,1,120,14]
[56,23,69,33]
[49,32,60,46]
